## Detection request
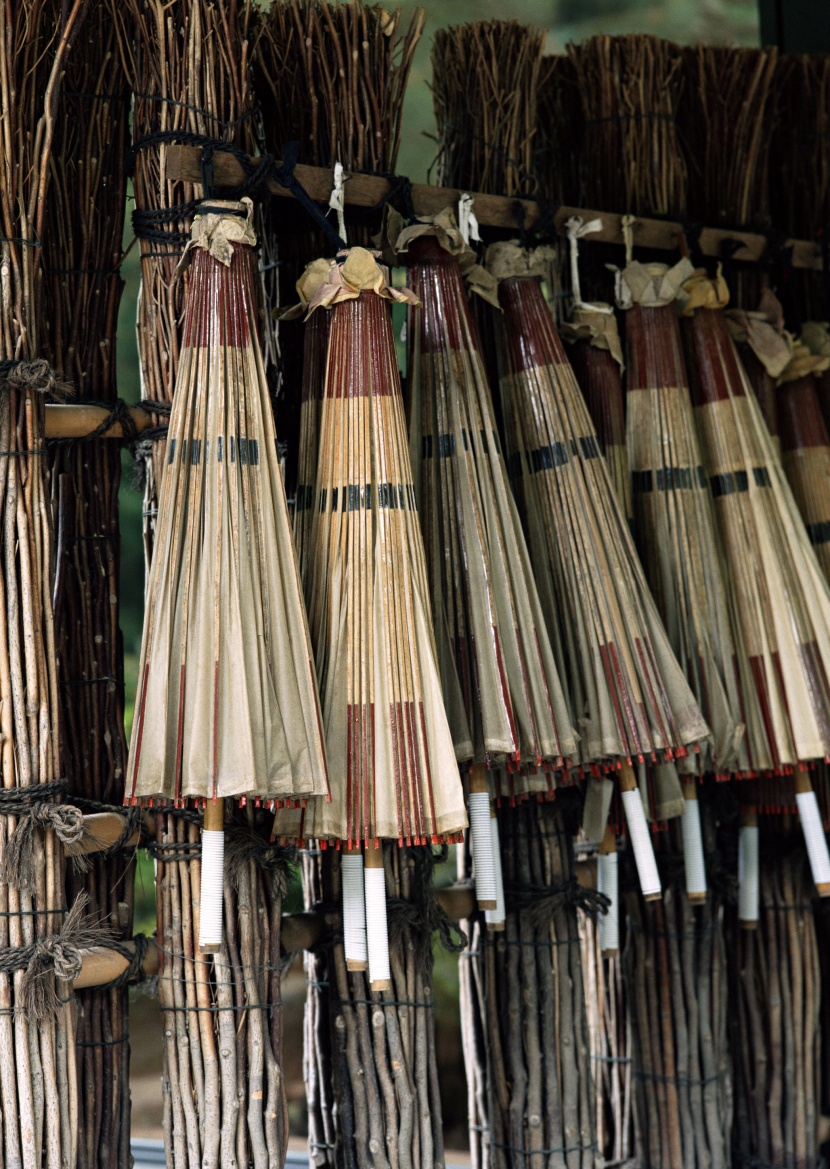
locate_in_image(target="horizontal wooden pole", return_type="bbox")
[66,811,156,857]
[76,937,159,990]
[166,143,822,271]
[45,403,156,440]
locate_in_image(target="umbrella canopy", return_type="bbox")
[397,210,576,774]
[777,347,830,583]
[619,258,745,777]
[563,306,633,526]
[127,200,330,806]
[287,247,467,847]
[681,270,830,771]
[485,241,709,771]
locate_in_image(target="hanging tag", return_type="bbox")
[565,216,612,314]
[458,194,481,246]
[328,161,349,245]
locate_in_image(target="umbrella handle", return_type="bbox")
[364,846,391,991]
[469,765,498,909]
[620,764,661,900]
[342,848,368,970]
[598,824,619,957]
[795,774,830,896]
[484,807,506,931]
[738,810,759,927]
[681,780,708,903]
[199,798,226,952]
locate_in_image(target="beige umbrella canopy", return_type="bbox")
[486,241,709,771]
[127,199,330,943]
[282,247,467,849]
[681,269,830,775]
[618,258,745,778]
[397,210,577,775]
[563,304,633,527]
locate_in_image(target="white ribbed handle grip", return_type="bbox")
[484,814,506,929]
[597,852,619,954]
[364,863,391,988]
[469,791,498,907]
[621,788,661,899]
[342,855,368,969]
[796,790,830,893]
[198,828,225,949]
[738,825,759,924]
[681,798,707,899]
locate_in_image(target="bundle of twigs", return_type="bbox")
[730,837,822,1169]
[0,2,93,1167]
[624,852,731,1169]
[536,56,582,208]
[42,11,133,1167]
[773,54,830,243]
[154,805,293,1169]
[681,46,778,233]
[459,798,598,1169]
[578,883,633,1164]
[110,0,254,543]
[567,35,687,220]
[252,0,424,490]
[301,843,452,1169]
[256,0,421,174]
[432,22,545,199]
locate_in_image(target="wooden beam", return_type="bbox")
[45,403,156,440]
[165,143,822,271]
[75,937,159,990]
[65,811,155,857]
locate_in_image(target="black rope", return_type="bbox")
[362,169,416,223]
[0,780,68,816]
[77,1034,129,1048]
[133,93,253,131]
[585,111,675,126]
[147,839,202,862]
[96,934,150,990]
[48,397,140,449]
[159,1000,277,1015]
[71,797,147,854]
[632,1067,727,1088]
[489,1140,600,1158]
[0,907,66,918]
[129,132,346,251]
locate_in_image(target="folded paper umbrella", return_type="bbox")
[396,212,577,904]
[485,241,709,898]
[618,257,746,780]
[126,200,330,948]
[681,271,830,898]
[283,247,468,985]
[563,305,633,526]
[777,344,830,582]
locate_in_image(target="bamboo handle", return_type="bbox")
[199,798,226,952]
[364,845,391,991]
